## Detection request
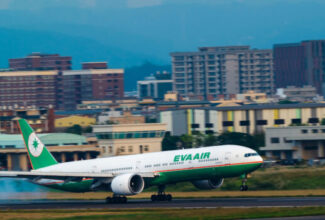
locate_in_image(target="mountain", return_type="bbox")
[0,0,325,69]
[125,62,171,91]
[0,27,151,69]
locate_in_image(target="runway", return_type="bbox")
[1,197,325,209]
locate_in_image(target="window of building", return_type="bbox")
[120,146,125,152]
[144,145,149,151]
[301,129,308,134]
[270,137,280,143]
[312,129,319,133]
[205,130,214,135]
[240,120,250,126]
[274,119,285,125]
[291,118,301,124]
[308,118,319,124]
[256,120,267,125]
[128,146,133,152]
[109,146,113,153]
[222,121,233,127]
[283,138,293,143]
[205,123,213,128]
[191,124,199,128]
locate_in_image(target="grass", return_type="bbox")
[1,207,325,220]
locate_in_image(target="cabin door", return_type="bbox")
[136,161,141,172]
[224,152,231,165]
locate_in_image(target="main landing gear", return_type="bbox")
[151,185,173,202]
[240,174,248,191]
[106,195,127,204]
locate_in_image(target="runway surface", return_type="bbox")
[1,197,325,209]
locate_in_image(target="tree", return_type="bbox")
[83,126,93,133]
[180,134,194,149]
[204,134,218,146]
[65,125,83,135]
[216,132,258,151]
[162,132,181,151]
[321,118,325,125]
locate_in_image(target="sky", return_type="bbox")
[0,0,324,68]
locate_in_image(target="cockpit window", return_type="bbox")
[244,153,259,157]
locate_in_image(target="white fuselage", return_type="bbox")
[38,145,263,175]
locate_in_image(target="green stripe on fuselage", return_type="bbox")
[41,162,262,192]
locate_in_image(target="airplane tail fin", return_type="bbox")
[18,119,58,170]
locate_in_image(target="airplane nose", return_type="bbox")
[258,155,264,163]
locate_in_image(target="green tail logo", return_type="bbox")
[18,119,58,170]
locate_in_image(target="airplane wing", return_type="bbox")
[0,171,158,180]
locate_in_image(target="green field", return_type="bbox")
[1,207,325,220]
[150,166,325,192]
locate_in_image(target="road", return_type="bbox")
[1,197,325,209]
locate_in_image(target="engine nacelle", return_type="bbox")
[192,178,224,190]
[110,173,145,195]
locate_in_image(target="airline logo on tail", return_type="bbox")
[28,132,44,157]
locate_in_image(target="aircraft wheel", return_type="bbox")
[106,197,112,204]
[151,195,157,202]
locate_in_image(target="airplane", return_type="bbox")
[0,119,263,203]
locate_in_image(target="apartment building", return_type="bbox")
[9,52,72,71]
[0,68,124,110]
[171,46,274,99]
[93,123,166,157]
[274,40,325,96]
[159,103,325,135]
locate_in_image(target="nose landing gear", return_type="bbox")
[240,174,248,191]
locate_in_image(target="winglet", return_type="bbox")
[18,119,58,170]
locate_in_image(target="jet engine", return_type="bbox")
[110,173,145,195]
[192,178,224,190]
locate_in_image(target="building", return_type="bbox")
[261,126,325,160]
[137,74,173,100]
[55,115,96,129]
[93,123,166,157]
[159,103,325,135]
[281,86,322,102]
[82,62,108,69]
[0,70,57,108]
[57,69,124,110]
[0,68,124,110]
[0,133,100,170]
[274,40,325,96]
[109,111,145,124]
[171,46,274,99]
[160,109,218,136]
[0,108,54,134]
[78,98,139,111]
[236,90,268,103]
[9,53,72,71]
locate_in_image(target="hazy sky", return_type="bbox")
[0,0,324,68]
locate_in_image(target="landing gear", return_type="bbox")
[240,174,248,191]
[240,185,248,191]
[151,185,173,202]
[106,195,127,204]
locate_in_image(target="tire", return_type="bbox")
[244,185,248,191]
[106,197,112,204]
[151,195,156,202]
[166,194,172,201]
[240,185,245,191]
